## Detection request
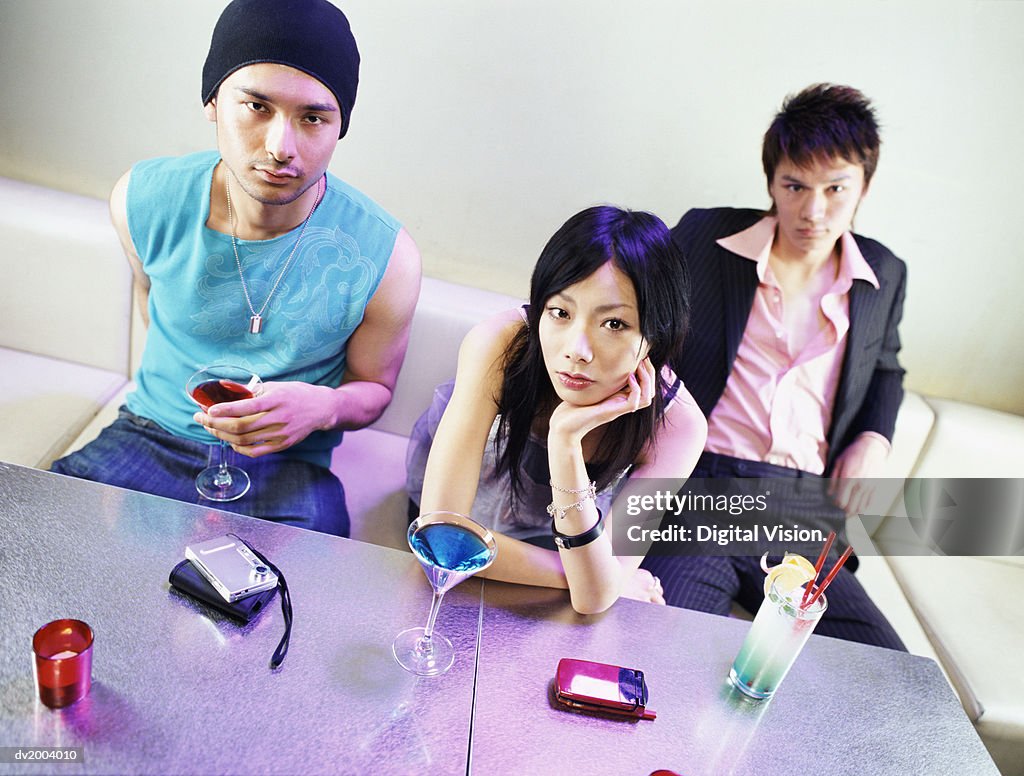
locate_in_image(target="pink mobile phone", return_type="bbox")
[554,657,657,720]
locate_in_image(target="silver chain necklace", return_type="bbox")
[225,174,323,334]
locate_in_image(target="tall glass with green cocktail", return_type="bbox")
[728,571,827,700]
[729,540,853,699]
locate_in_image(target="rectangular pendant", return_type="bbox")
[249,314,263,334]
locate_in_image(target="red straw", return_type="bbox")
[801,530,836,606]
[804,545,853,608]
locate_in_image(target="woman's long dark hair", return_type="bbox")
[495,205,691,505]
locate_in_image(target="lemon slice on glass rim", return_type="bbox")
[760,551,816,596]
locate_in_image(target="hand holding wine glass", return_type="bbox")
[393,511,497,676]
[185,364,262,501]
[197,380,338,458]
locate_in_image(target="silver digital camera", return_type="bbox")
[184,534,279,603]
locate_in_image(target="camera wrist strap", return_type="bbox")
[241,540,293,669]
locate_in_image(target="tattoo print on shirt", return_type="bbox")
[191,225,380,373]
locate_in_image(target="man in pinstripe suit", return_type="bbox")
[642,84,907,649]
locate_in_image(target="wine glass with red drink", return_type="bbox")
[185,364,262,502]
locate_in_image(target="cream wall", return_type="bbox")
[1,1,1022,414]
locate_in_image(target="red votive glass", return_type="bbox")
[32,619,94,709]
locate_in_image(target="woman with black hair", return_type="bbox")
[406,206,707,614]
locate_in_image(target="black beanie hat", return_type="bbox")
[202,0,360,138]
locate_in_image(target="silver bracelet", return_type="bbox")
[549,480,597,498]
[546,493,596,521]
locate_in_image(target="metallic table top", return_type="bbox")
[0,462,997,775]
[472,582,998,776]
[0,462,480,776]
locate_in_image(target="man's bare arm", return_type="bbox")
[109,169,150,328]
[328,226,422,429]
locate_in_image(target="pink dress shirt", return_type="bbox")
[704,216,885,474]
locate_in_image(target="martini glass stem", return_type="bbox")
[213,441,233,487]
[418,590,447,654]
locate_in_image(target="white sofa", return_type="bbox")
[1,176,1020,774]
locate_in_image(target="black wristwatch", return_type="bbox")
[552,510,605,550]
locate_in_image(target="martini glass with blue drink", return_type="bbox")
[393,511,497,676]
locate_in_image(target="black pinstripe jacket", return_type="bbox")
[670,207,908,474]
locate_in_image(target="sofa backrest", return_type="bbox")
[0,177,133,377]
[370,276,523,437]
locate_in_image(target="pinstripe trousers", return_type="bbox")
[640,452,907,651]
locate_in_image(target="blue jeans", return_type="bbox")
[50,406,349,537]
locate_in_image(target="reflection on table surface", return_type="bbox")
[473,581,997,775]
[0,462,998,775]
[0,462,479,776]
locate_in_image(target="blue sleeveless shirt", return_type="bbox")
[124,150,400,468]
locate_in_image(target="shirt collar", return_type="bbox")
[716,215,879,289]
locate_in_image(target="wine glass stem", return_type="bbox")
[419,590,447,653]
[215,440,232,485]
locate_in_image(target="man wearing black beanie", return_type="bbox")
[51,0,422,537]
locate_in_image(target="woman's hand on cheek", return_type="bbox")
[548,357,656,445]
